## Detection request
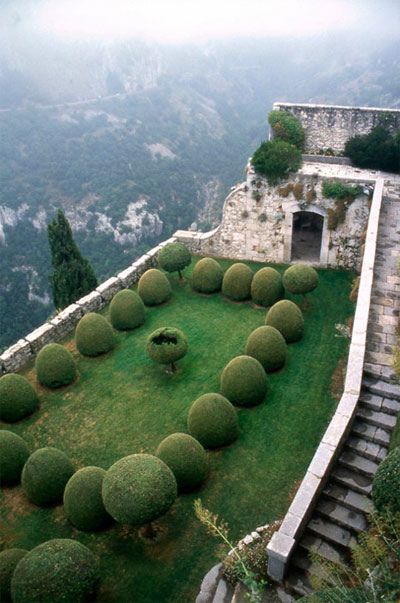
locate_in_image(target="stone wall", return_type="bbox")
[272,102,400,155]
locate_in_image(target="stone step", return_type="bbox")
[212,576,234,603]
[323,483,374,515]
[359,392,400,416]
[356,407,396,431]
[331,466,372,496]
[338,449,380,477]
[307,516,357,549]
[346,435,387,462]
[196,563,223,603]
[352,419,391,446]
[363,363,395,384]
[285,569,313,598]
[382,397,400,416]
[362,376,400,401]
[316,497,367,533]
[299,531,347,566]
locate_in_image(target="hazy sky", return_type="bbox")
[4,0,400,44]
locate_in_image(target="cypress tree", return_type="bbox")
[48,209,98,309]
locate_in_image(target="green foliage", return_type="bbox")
[146,327,188,371]
[283,264,319,296]
[222,263,253,301]
[75,312,116,357]
[187,393,239,448]
[245,326,287,372]
[322,180,363,200]
[268,110,305,150]
[220,355,268,407]
[158,242,191,277]
[345,126,400,173]
[35,343,76,388]
[251,267,283,307]
[21,447,74,506]
[0,374,39,423]
[11,538,99,603]
[138,269,172,306]
[156,433,209,492]
[372,447,400,513]
[192,257,224,293]
[251,139,302,184]
[47,209,98,309]
[63,466,110,532]
[0,431,29,486]
[109,289,145,330]
[0,549,28,603]
[102,453,177,526]
[265,299,304,343]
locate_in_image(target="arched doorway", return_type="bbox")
[291,211,324,261]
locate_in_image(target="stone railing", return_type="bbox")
[266,177,384,582]
[0,237,177,375]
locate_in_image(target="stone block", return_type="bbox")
[307,441,336,479]
[50,304,83,340]
[76,290,104,313]
[0,339,34,373]
[117,265,141,288]
[322,411,352,447]
[335,392,359,419]
[96,277,123,303]
[267,532,296,581]
[25,322,57,355]
[344,343,365,395]
[284,472,322,530]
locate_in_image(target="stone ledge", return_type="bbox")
[0,339,34,373]
[25,322,57,354]
[76,290,104,313]
[96,277,123,303]
[50,304,83,340]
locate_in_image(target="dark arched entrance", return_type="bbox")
[291,211,323,261]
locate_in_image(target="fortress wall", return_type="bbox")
[272,102,400,154]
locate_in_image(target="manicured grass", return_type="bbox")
[0,258,355,602]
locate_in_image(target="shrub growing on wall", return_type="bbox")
[268,110,305,150]
[192,257,224,293]
[345,126,400,173]
[146,327,188,372]
[156,433,209,492]
[35,343,77,388]
[372,447,400,513]
[0,430,30,486]
[158,242,191,278]
[251,140,302,185]
[222,263,253,302]
[282,264,319,297]
[11,539,99,603]
[265,300,304,343]
[245,326,287,372]
[251,267,283,307]
[0,374,39,423]
[75,312,115,357]
[21,447,74,506]
[220,355,268,407]
[63,466,110,532]
[109,289,145,330]
[187,393,239,449]
[0,548,28,602]
[138,269,172,306]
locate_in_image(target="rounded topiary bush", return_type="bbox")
[372,447,400,513]
[251,267,283,307]
[35,343,76,388]
[63,466,110,532]
[265,300,304,343]
[158,242,191,278]
[187,393,239,449]
[138,269,172,306]
[192,257,224,294]
[220,355,267,407]
[282,264,319,296]
[245,326,287,372]
[222,263,253,302]
[11,539,99,603]
[75,312,115,357]
[156,433,209,492]
[146,327,188,372]
[21,447,74,506]
[0,431,30,486]
[0,548,28,602]
[109,289,145,331]
[0,374,39,423]
[102,454,177,526]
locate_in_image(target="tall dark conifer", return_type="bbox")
[48,209,98,309]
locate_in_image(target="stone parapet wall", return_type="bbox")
[272,102,400,154]
[0,237,177,375]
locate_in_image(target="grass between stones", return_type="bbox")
[0,258,355,603]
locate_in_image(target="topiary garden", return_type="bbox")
[138,268,172,306]
[75,312,115,357]
[109,289,145,330]
[21,447,74,506]
[222,262,253,301]
[63,466,110,531]
[0,374,39,423]
[192,257,224,293]
[220,355,268,407]
[265,299,304,343]
[35,343,76,388]
[251,267,283,307]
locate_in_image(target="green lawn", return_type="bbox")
[0,259,355,602]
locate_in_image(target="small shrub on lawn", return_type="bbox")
[0,374,39,423]
[35,343,76,388]
[138,269,172,306]
[251,267,283,307]
[372,447,400,513]
[156,433,209,492]
[192,257,224,294]
[245,326,287,372]
[220,355,267,407]
[109,289,145,330]
[265,300,304,343]
[75,312,115,357]
[282,264,319,296]
[268,110,305,150]
[63,467,110,532]
[146,327,188,372]
[222,263,253,302]
[0,548,28,602]
[11,539,99,603]
[188,393,239,449]
[158,242,191,278]
[251,139,302,185]
[0,431,30,486]
[21,447,74,506]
